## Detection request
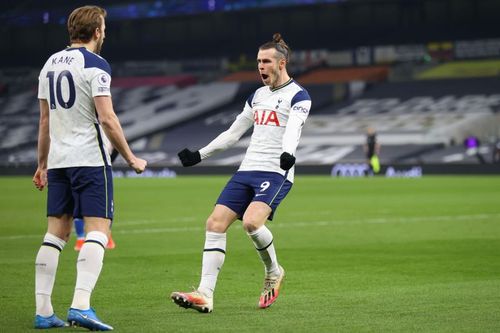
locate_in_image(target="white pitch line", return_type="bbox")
[2,213,498,240]
[115,226,201,234]
[117,217,197,226]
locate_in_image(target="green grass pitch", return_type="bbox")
[1,175,499,332]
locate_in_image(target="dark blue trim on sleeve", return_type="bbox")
[79,48,111,75]
[291,89,311,106]
[246,92,255,108]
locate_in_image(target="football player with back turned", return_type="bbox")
[33,5,146,331]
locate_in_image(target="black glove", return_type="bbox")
[280,152,295,171]
[178,148,201,167]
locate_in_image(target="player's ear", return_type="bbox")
[279,57,286,69]
[94,27,101,40]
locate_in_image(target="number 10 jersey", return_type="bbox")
[38,47,112,169]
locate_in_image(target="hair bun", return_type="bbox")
[259,32,290,62]
[272,33,282,43]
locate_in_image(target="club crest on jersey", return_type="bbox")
[275,98,283,109]
[254,110,280,126]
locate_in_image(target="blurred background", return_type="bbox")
[1,0,500,176]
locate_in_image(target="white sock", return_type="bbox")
[71,231,108,310]
[248,226,280,277]
[35,233,66,316]
[198,231,226,298]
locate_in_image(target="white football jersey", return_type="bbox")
[200,79,311,182]
[38,47,112,169]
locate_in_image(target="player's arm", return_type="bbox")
[199,111,253,158]
[178,109,254,167]
[280,96,311,170]
[94,96,147,173]
[33,99,50,191]
[101,132,119,163]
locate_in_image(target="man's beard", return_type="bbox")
[270,67,280,88]
[94,38,103,54]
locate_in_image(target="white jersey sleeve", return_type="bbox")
[90,70,112,97]
[282,91,311,154]
[38,64,49,100]
[199,103,254,159]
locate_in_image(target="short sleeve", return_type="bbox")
[90,70,112,97]
[37,64,48,100]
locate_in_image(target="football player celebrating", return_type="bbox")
[171,33,311,313]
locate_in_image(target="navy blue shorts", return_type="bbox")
[47,166,114,220]
[216,171,292,220]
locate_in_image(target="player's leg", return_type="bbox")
[70,217,110,310]
[243,201,280,275]
[35,215,72,329]
[171,173,249,313]
[34,168,73,329]
[199,204,238,296]
[244,204,285,309]
[366,155,374,176]
[243,172,292,308]
[171,204,238,313]
[74,218,115,251]
[73,218,85,251]
[67,166,113,331]
[242,202,285,308]
[106,231,116,249]
[68,217,113,331]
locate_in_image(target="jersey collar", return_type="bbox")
[65,46,86,51]
[270,78,293,92]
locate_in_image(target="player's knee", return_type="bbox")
[51,231,70,242]
[47,218,72,242]
[206,215,226,233]
[242,219,259,233]
[47,229,71,242]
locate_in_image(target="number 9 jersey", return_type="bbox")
[38,47,112,169]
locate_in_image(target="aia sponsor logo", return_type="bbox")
[254,110,280,126]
